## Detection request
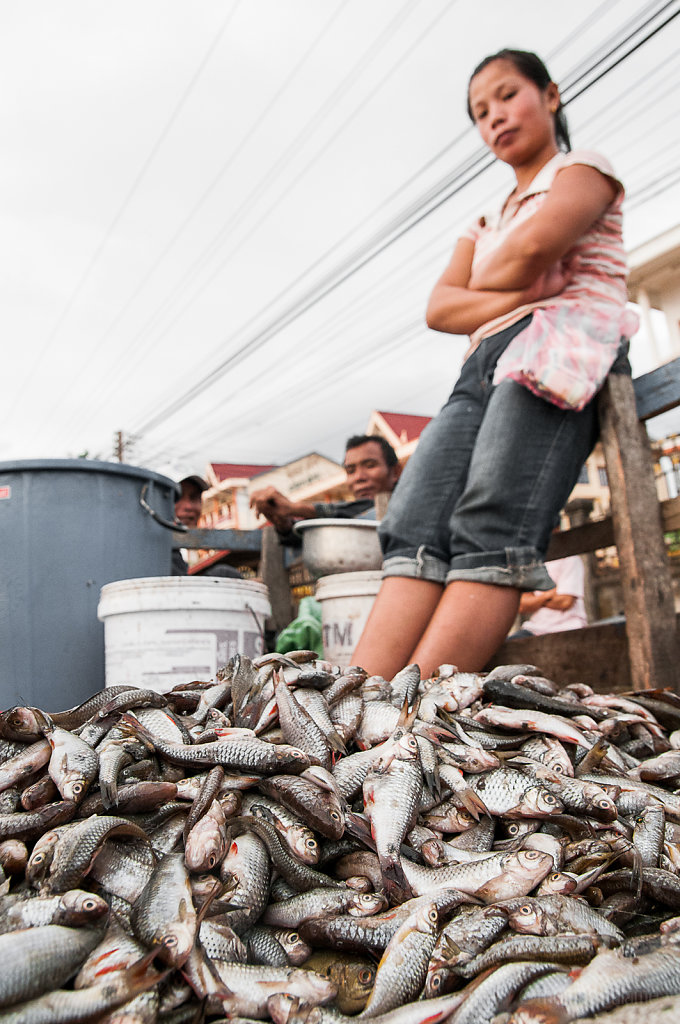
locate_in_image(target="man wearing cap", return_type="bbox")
[171,475,209,575]
[171,475,242,578]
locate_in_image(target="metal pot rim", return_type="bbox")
[293,518,378,535]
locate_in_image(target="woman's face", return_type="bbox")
[468,58,558,168]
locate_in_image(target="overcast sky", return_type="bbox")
[2,0,679,481]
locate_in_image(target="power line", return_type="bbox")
[47,0,354,437]
[11,0,244,427]
[74,0,458,429]
[130,4,678,440]
[146,33,680,461]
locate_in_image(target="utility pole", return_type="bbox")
[113,430,136,463]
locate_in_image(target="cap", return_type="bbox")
[179,474,209,493]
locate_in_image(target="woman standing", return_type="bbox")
[352,49,637,680]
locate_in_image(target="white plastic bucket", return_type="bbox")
[315,571,382,668]
[97,577,271,692]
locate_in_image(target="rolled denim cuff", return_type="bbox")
[445,547,555,591]
[381,545,448,585]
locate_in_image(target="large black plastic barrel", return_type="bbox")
[0,460,179,710]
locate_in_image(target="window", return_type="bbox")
[598,467,608,487]
[577,464,589,485]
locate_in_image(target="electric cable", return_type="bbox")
[10,0,244,422]
[42,0,680,460]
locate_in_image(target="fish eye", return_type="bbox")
[31,853,45,865]
[430,975,442,991]
[306,839,317,849]
[552,764,564,774]
[289,933,299,942]
[359,968,373,985]
[544,795,557,805]
[519,905,532,915]
[164,935,178,948]
[83,898,98,910]
[428,909,438,924]
[507,823,520,836]
[597,798,611,809]
[525,850,539,860]
[330,811,341,821]
[71,782,84,795]
[207,855,216,867]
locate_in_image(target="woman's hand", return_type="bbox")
[520,259,573,304]
[426,238,531,336]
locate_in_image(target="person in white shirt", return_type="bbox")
[516,555,587,635]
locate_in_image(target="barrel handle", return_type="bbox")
[140,482,187,532]
[246,602,266,648]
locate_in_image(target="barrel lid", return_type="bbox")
[0,459,180,494]
[98,576,270,618]
[100,576,268,595]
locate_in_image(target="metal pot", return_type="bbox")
[293,518,383,580]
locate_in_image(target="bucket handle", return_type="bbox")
[140,482,187,532]
[246,602,266,649]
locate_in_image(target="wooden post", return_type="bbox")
[373,491,391,522]
[598,374,679,690]
[564,498,597,623]
[259,526,294,634]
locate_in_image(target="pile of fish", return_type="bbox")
[2,654,680,1023]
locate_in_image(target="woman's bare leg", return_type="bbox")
[351,576,443,679]
[410,581,520,677]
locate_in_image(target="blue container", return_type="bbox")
[0,460,179,710]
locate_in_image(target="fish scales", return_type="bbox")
[3,654,680,1022]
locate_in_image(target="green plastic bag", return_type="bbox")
[275,596,324,657]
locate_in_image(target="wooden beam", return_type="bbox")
[546,517,614,560]
[598,373,679,690]
[489,619,633,691]
[664,496,680,532]
[545,496,680,559]
[259,526,293,634]
[171,528,263,552]
[373,492,391,522]
[633,356,680,421]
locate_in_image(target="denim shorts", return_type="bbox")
[380,316,628,591]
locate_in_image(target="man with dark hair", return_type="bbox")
[344,434,399,470]
[250,435,400,540]
[172,474,241,578]
[172,474,208,575]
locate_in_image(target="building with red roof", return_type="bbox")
[365,410,432,462]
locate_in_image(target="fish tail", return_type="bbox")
[126,950,171,992]
[508,997,569,1024]
[118,713,156,751]
[458,788,489,821]
[31,706,55,736]
[99,777,118,810]
[380,853,413,904]
[328,729,348,755]
[344,811,375,849]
